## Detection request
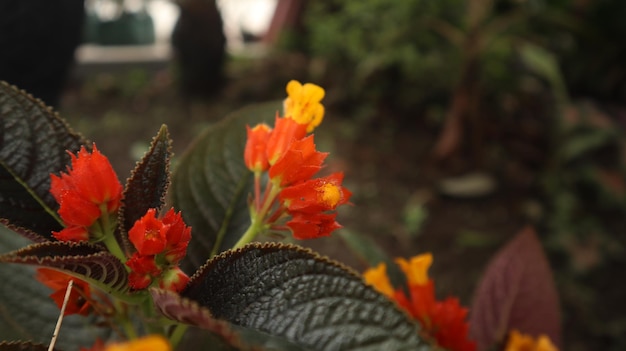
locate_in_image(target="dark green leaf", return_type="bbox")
[152,288,308,351]
[181,243,431,351]
[0,341,55,351]
[0,81,88,238]
[119,125,172,253]
[0,227,110,350]
[171,102,280,270]
[0,241,130,296]
[0,219,49,243]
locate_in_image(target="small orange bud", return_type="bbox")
[244,123,272,172]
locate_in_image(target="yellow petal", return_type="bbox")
[363,263,395,299]
[301,83,325,102]
[395,253,433,286]
[105,335,172,351]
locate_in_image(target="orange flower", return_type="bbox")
[244,123,272,172]
[269,135,327,186]
[103,335,172,351]
[505,330,558,351]
[364,253,476,351]
[265,114,308,165]
[279,172,351,214]
[395,253,433,286]
[283,80,325,132]
[50,144,123,242]
[36,268,93,316]
[363,263,395,299]
[286,212,341,239]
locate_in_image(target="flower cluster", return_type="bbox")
[50,144,123,242]
[504,330,558,351]
[363,253,476,351]
[126,208,191,291]
[49,145,192,293]
[242,80,351,242]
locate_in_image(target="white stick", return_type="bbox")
[48,279,74,351]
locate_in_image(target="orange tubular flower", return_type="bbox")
[280,172,351,214]
[362,263,395,299]
[50,144,123,242]
[265,114,308,165]
[283,80,325,132]
[244,123,272,172]
[505,330,558,351]
[269,135,328,186]
[36,268,93,316]
[363,253,476,351]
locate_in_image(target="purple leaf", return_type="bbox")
[469,226,561,350]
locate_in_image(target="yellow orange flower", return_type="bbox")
[283,80,325,132]
[395,253,433,286]
[505,330,558,351]
[104,335,171,351]
[363,262,395,299]
[363,253,476,351]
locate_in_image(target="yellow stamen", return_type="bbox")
[319,183,341,208]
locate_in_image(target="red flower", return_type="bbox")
[244,123,272,172]
[52,226,89,242]
[128,209,169,255]
[162,208,192,262]
[269,135,327,186]
[430,298,474,351]
[80,339,105,351]
[36,268,93,316]
[280,172,352,213]
[265,115,308,165]
[159,267,190,292]
[286,212,341,239]
[50,144,122,241]
[127,208,191,290]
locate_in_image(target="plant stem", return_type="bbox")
[169,323,188,348]
[232,180,282,249]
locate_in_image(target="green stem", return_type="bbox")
[232,180,282,249]
[98,205,129,265]
[169,323,188,348]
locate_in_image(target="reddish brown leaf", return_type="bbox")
[468,226,561,350]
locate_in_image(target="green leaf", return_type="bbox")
[0,241,130,296]
[0,227,110,350]
[0,81,88,238]
[0,341,55,351]
[181,243,431,351]
[119,125,172,253]
[171,102,280,270]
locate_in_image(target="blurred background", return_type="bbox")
[1,1,625,350]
